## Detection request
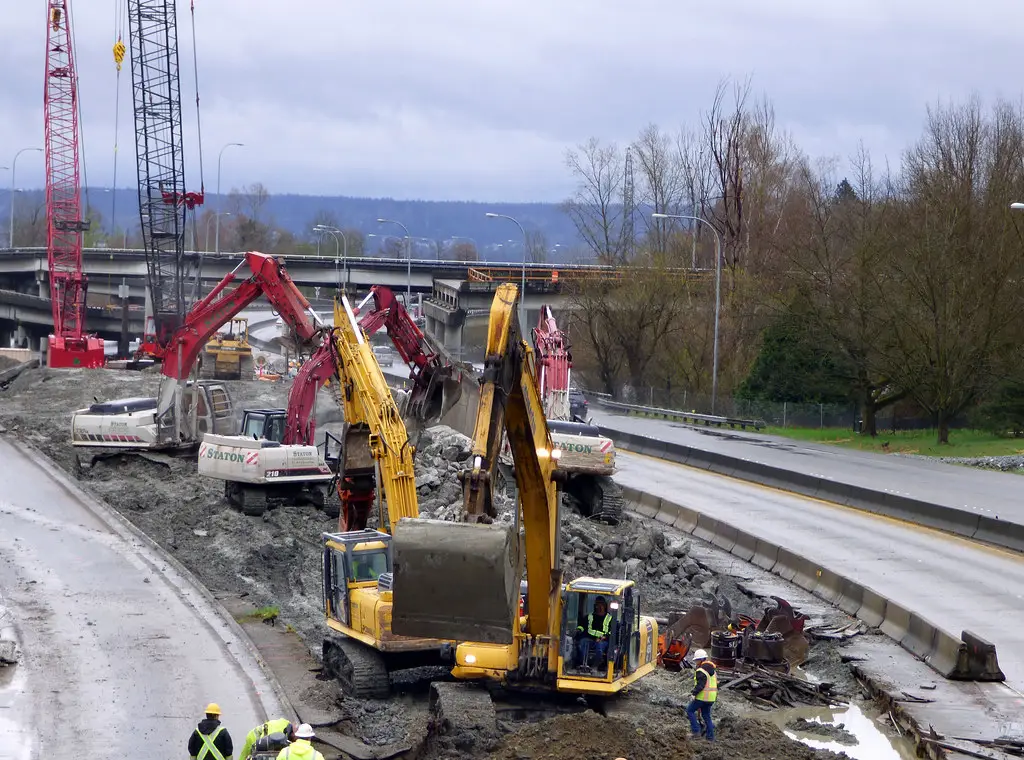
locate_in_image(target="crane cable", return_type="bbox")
[188,0,205,256]
[112,0,126,248]
[67,0,89,229]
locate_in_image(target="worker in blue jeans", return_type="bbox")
[686,649,717,741]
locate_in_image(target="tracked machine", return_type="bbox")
[387,284,659,729]
[501,305,623,523]
[70,252,322,451]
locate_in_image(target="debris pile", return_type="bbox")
[720,666,845,709]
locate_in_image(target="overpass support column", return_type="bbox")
[444,321,463,352]
[35,271,47,299]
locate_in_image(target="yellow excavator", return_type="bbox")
[388,283,660,720]
[313,296,457,698]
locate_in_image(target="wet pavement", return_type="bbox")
[0,438,284,757]
[593,409,1024,526]
[614,451,1024,694]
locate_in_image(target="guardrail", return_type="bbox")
[605,425,1024,556]
[618,483,1005,682]
[588,394,765,431]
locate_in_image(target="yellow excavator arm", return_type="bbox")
[391,283,563,644]
[332,297,418,529]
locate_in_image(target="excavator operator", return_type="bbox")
[575,595,612,669]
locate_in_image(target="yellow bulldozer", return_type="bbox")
[200,317,255,380]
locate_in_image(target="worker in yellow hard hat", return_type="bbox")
[189,702,235,760]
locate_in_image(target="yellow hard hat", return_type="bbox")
[204,703,222,716]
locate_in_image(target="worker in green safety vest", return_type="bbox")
[188,702,235,760]
[276,723,325,760]
[239,718,294,759]
[575,595,613,668]
[686,649,717,741]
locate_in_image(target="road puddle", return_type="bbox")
[765,703,917,760]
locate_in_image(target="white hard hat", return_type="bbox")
[692,649,708,661]
[294,724,316,739]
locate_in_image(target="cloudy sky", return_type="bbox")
[1,1,1020,202]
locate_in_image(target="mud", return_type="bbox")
[479,710,850,760]
[785,718,857,745]
[0,367,859,757]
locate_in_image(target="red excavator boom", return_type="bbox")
[355,285,460,422]
[44,0,104,368]
[531,305,571,420]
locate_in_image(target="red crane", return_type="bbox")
[44,0,104,368]
[532,305,572,420]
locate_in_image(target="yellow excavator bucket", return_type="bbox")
[390,518,521,644]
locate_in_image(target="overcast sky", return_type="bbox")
[1,1,1021,202]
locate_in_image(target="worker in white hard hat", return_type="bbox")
[686,649,717,742]
[189,702,235,760]
[276,723,325,760]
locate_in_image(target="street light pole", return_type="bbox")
[215,142,244,255]
[314,225,348,292]
[651,212,723,415]
[485,212,528,330]
[205,212,230,252]
[377,218,412,307]
[10,147,42,248]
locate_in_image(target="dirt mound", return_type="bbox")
[487,710,693,760]
[692,717,851,759]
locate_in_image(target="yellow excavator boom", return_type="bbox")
[391,283,561,645]
[332,297,419,528]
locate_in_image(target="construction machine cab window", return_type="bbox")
[349,548,388,583]
[242,411,286,442]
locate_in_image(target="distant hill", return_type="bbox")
[1,188,586,262]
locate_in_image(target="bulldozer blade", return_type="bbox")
[390,518,519,644]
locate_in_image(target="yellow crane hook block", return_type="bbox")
[390,518,520,645]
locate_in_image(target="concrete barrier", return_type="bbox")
[669,503,700,533]
[901,612,940,660]
[731,529,758,562]
[751,539,779,572]
[835,577,865,616]
[692,513,721,545]
[772,548,802,582]
[960,630,1005,681]
[879,599,912,643]
[927,631,971,680]
[812,567,844,605]
[856,589,888,628]
[974,516,1024,553]
[636,491,661,518]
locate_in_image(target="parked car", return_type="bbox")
[569,389,589,421]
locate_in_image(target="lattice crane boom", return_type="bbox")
[44,0,104,368]
[127,0,204,355]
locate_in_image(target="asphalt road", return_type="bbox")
[0,438,283,758]
[614,450,1024,693]
[593,410,1024,525]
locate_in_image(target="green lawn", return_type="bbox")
[763,426,1024,458]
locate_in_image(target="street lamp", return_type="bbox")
[215,142,244,255]
[314,224,348,291]
[651,212,724,415]
[205,212,230,251]
[485,212,528,330]
[377,218,412,307]
[10,147,42,248]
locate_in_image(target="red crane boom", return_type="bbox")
[532,305,571,420]
[44,0,103,368]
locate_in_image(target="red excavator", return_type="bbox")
[70,252,324,450]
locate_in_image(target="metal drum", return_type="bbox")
[710,630,741,667]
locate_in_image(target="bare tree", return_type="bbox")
[878,98,1024,443]
[561,138,627,263]
[525,230,548,263]
[633,124,687,254]
[449,241,479,262]
[702,78,751,274]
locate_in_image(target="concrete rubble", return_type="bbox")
[0,367,872,759]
